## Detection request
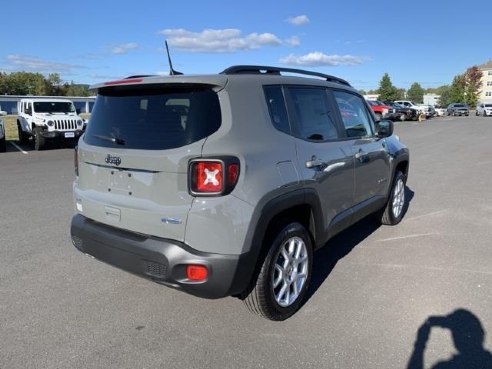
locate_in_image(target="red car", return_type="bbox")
[367,100,392,120]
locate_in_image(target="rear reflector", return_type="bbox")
[186,265,208,281]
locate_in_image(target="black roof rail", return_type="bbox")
[221,65,351,86]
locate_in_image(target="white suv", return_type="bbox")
[476,102,492,116]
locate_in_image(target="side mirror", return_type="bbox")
[0,110,7,116]
[376,120,393,138]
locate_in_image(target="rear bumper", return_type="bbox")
[70,214,254,299]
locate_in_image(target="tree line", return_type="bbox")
[0,72,91,96]
[360,66,482,107]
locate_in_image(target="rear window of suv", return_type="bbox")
[84,85,221,150]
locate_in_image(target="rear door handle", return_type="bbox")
[355,150,369,162]
[305,157,325,169]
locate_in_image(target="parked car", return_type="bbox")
[476,102,492,116]
[366,100,391,120]
[70,65,410,321]
[0,109,7,152]
[447,103,469,116]
[383,101,419,121]
[17,98,85,150]
[434,107,447,116]
[419,104,435,118]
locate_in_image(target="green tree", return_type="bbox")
[407,82,424,103]
[464,66,482,107]
[45,73,65,96]
[449,75,466,103]
[1,72,47,95]
[377,73,400,101]
[396,88,406,100]
[436,85,451,107]
[64,82,90,97]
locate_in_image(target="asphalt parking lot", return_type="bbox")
[1,115,492,369]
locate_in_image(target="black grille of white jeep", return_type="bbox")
[54,119,78,130]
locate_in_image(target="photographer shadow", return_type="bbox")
[407,309,492,369]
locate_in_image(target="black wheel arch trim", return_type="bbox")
[236,188,325,294]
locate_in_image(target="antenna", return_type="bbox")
[165,41,183,76]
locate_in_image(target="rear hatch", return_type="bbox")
[75,79,224,241]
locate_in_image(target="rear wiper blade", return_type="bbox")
[93,134,126,145]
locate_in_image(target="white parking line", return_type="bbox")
[9,141,28,154]
[377,232,440,242]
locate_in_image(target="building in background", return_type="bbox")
[423,93,440,106]
[478,60,492,102]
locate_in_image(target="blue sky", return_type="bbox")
[1,0,491,91]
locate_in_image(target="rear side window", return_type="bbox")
[84,85,221,150]
[264,86,290,134]
[333,90,374,138]
[288,87,339,141]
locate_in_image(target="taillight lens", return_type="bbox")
[189,158,240,196]
[195,161,223,193]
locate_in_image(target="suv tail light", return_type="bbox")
[189,157,240,196]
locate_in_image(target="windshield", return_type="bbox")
[84,85,221,150]
[33,101,76,113]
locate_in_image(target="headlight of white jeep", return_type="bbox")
[77,119,83,126]
[47,120,54,127]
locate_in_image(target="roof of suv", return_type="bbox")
[90,65,353,91]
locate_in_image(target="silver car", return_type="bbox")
[71,65,410,320]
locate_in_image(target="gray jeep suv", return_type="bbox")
[71,66,409,320]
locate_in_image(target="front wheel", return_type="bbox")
[33,127,45,150]
[242,222,313,321]
[381,171,407,225]
[400,113,407,122]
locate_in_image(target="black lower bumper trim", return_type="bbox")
[70,214,253,299]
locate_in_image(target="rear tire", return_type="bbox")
[0,136,6,152]
[242,222,313,321]
[34,127,45,151]
[17,123,29,144]
[381,171,407,225]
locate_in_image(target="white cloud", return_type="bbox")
[280,52,366,67]
[285,36,301,47]
[111,42,139,55]
[160,28,282,53]
[286,15,310,26]
[5,54,79,73]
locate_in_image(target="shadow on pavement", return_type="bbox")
[305,186,415,303]
[407,309,492,369]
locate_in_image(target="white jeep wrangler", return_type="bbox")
[0,108,7,152]
[17,98,85,150]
